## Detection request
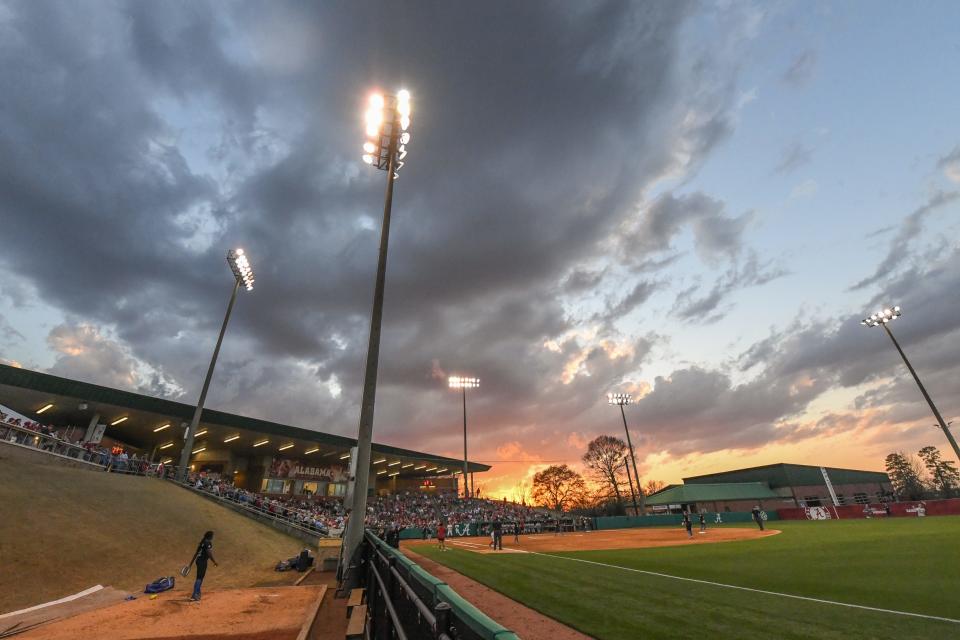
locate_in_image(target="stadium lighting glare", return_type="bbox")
[227,248,256,292]
[194,429,207,438]
[340,453,351,460]
[153,424,171,433]
[223,435,240,443]
[160,442,174,450]
[401,463,413,468]
[388,461,401,467]
[305,447,320,455]
[388,472,399,477]
[414,465,426,470]
[178,247,257,481]
[449,375,480,497]
[192,447,206,454]
[437,468,448,473]
[860,304,960,462]
[607,390,644,514]
[253,439,269,447]
[37,403,53,414]
[110,417,128,426]
[161,458,173,465]
[342,85,418,578]
[373,458,387,465]
[607,393,632,406]
[279,443,294,451]
[426,467,437,472]
[377,470,387,475]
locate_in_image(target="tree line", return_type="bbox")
[885,446,960,500]
[530,435,665,514]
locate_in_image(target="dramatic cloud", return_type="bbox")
[782,50,817,86]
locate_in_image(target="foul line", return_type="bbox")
[526,552,960,625]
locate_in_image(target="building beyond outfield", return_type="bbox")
[646,463,893,513]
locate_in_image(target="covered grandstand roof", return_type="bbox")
[683,462,889,487]
[0,364,490,475]
[645,482,780,506]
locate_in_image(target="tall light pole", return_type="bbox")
[862,305,960,463]
[608,393,645,514]
[342,90,412,566]
[620,455,640,515]
[449,375,479,498]
[178,249,255,481]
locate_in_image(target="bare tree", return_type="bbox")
[643,479,666,495]
[512,478,530,504]
[531,464,588,511]
[582,436,629,505]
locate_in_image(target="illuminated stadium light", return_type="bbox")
[437,468,448,473]
[362,90,412,176]
[110,417,128,426]
[227,248,256,292]
[401,463,413,468]
[36,403,53,414]
[607,392,632,406]
[279,443,294,451]
[192,447,206,454]
[153,424,171,433]
[377,470,387,475]
[861,305,901,327]
[860,303,960,462]
[194,429,207,438]
[223,435,240,443]
[426,467,437,472]
[414,465,426,470]
[340,453,351,460]
[179,246,257,482]
[388,472,399,477]
[388,461,401,467]
[373,458,387,464]
[159,442,174,450]
[449,374,480,497]
[161,458,173,465]
[305,447,320,455]
[607,390,643,514]
[254,439,269,447]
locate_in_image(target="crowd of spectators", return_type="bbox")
[1,410,157,474]
[182,471,556,538]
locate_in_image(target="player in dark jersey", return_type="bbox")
[188,530,218,601]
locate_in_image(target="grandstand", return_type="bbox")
[0,364,489,500]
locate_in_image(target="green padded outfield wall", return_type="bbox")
[593,511,779,530]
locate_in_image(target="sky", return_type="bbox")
[1,1,959,499]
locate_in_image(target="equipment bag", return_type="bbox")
[144,576,176,594]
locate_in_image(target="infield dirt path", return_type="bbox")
[16,585,324,640]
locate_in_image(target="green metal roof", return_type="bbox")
[0,364,490,472]
[683,463,889,487]
[645,482,780,506]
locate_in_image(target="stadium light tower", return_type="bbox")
[861,305,960,462]
[607,392,645,514]
[342,89,412,566]
[620,455,640,515]
[449,375,480,499]
[178,249,255,481]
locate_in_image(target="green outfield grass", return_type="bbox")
[413,519,960,639]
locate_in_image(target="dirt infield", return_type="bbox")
[405,525,779,555]
[15,585,325,640]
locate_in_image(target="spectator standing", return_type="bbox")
[492,519,503,550]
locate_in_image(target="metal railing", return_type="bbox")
[358,531,520,640]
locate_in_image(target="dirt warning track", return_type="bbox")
[405,525,779,554]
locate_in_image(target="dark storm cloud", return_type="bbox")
[3,0,755,452]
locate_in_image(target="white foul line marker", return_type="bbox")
[526,552,960,625]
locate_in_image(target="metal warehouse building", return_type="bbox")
[647,463,893,513]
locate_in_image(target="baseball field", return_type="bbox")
[408,518,960,639]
